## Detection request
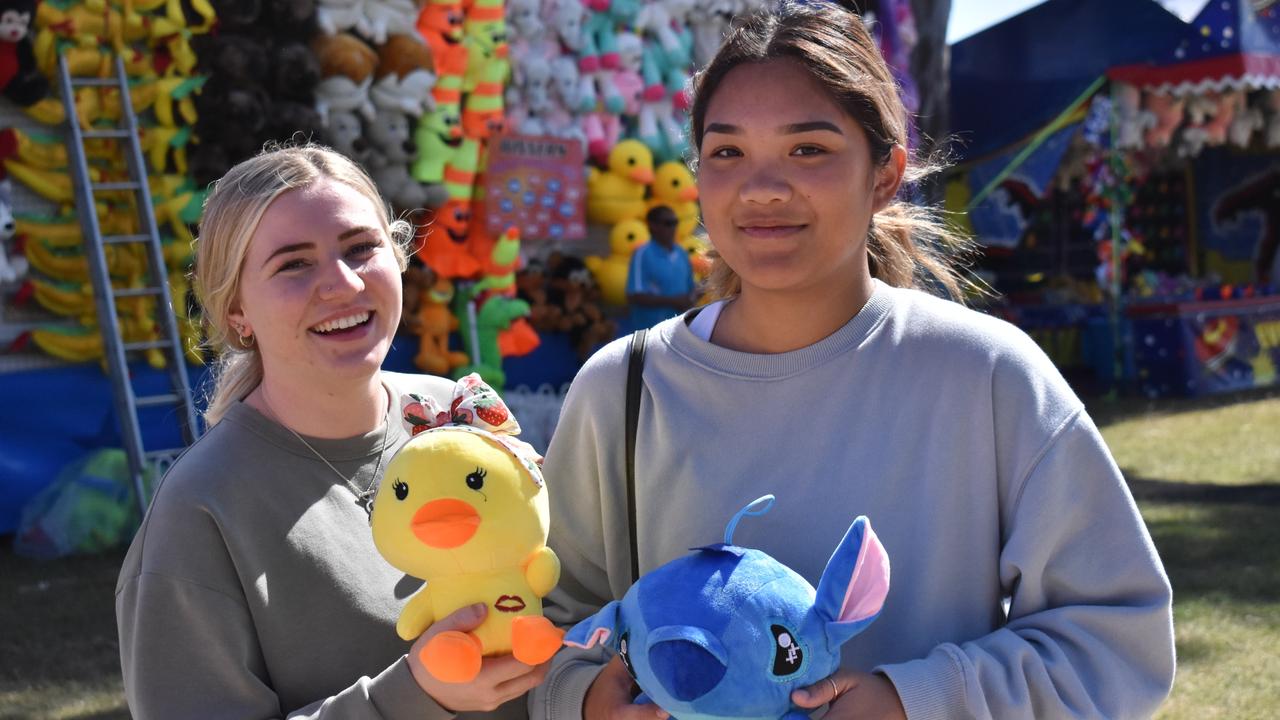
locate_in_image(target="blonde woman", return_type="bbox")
[116,145,546,719]
[532,2,1175,719]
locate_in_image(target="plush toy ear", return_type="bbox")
[645,625,729,702]
[563,601,622,650]
[813,516,890,649]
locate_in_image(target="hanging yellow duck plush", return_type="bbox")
[370,374,564,683]
[586,139,655,225]
[586,218,649,306]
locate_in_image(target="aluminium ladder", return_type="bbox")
[57,54,201,515]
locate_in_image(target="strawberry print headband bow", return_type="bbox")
[401,373,544,486]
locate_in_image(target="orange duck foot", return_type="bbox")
[421,630,484,683]
[510,615,566,666]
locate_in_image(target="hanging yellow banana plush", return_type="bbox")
[16,211,139,250]
[4,159,80,203]
[31,277,96,316]
[140,125,192,175]
[32,276,156,318]
[100,78,159,121]
[32,325,107,363]
[25,237,149,283]
[23,97,65,125]
[16,215,85,245]
[32,313,167,369]
[152,75,203,128]
[25,239,92,281]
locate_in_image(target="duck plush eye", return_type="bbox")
[770,624,804,676]
[466,467,487,491]
[393,480,409,501]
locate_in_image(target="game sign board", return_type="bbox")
[485,134,587,242]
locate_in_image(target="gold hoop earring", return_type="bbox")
[236,330,255,348]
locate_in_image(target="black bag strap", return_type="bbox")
[624,328,648,584]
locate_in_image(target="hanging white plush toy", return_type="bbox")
[0,179,26,285]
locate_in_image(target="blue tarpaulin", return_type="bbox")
[0,331,584,534]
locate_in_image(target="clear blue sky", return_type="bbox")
[948,0,1209,44]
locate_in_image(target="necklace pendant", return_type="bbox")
[356,491,375,520]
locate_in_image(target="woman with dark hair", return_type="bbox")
[531,2,1175,719]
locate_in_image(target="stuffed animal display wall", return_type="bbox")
[566,496,890,720]
[191,0,322,186]
[1132,85,1276,157]
[370,374,564,683]
[3,0,219,368]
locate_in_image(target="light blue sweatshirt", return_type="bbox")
[530,281,1175,719]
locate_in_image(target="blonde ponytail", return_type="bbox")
[203,350,264,425]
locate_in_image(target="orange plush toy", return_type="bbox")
[412,275,470,376]
[419,199,482,278]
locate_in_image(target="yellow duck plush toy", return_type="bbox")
[586,218,650,306]
[586,139,655,225]
[370,374,564,683]
[649,160,700,243]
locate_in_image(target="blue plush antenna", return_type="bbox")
[724,495,776,545]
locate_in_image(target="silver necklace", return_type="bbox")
[262,390,391,519]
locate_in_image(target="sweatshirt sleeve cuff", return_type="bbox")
[875,644,968,720]
[369,656,456,720]
[540,657,606,719]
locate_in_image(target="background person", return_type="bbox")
[625,205,697,331]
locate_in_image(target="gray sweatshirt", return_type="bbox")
[116,371,527,720]
[530,281,1175,719]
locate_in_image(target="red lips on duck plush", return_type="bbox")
[494,595,527,613]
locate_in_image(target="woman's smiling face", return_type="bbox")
[230,178,403,388]
[697,58,900,299]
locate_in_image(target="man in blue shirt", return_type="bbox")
[626,205,696,330]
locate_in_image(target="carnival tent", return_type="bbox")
[1109,0,1280,94]
[951,0,1190,160]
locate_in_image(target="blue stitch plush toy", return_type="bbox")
[565,496,890,720]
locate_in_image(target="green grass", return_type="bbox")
[1097,392,1280,486]
[1093,389,1280,719]
[1,390,1277,718]
[1141,503,1280,720]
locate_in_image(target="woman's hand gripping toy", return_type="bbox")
[370,374,564,683]
[566,496,889,720]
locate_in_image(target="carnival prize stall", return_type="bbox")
[949,0,1280,397]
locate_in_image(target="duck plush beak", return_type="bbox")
[412,499,481,548]
[629,167,654,184]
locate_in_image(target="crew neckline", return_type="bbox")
[221,380,401,462]
[665,279,896,379]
